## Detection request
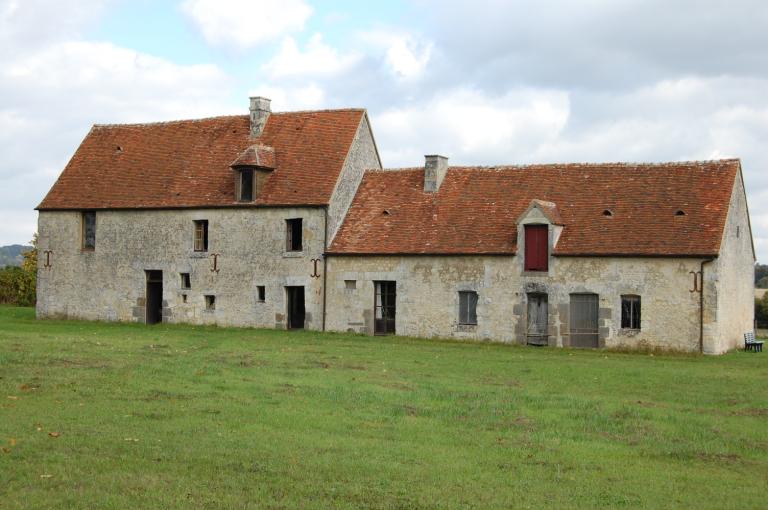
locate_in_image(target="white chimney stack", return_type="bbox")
[424,154,448,192]
[249,96,271,138]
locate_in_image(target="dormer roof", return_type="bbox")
[230,144,275,169]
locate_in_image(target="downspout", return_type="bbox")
[699,257,715,353]
[322,207,328,332]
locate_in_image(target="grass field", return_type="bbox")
[1,306,766,509]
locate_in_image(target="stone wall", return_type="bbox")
[325,254,709,352]
[711,169,756,353]
[37,207,326,329]
[326,114,381,243]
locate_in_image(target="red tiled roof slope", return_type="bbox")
[328,160,739,256]
[37,109,365,210]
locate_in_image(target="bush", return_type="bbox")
[0,234,36,306]
[0,266,35,306]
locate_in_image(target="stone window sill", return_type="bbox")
[521,271,550,277]
[282,251,305,258]
[190,252,208,259]
[457,324,477,332]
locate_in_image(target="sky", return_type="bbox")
[1,0,766,261]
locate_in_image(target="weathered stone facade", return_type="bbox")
[34,99,755,354]
[37,207,327,329]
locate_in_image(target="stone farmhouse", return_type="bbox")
[36,97,755,354]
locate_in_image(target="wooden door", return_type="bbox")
[526,293,548,346]
[570,293,599,348]
[374,281,396,335]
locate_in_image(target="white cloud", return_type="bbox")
[373,87,570,166]
[360,30,434,80]
[182,0,312,49]
[263,34,361,78]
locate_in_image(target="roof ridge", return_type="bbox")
[93,114,245,129]
[377,159,740,172]
[91,108,366,129]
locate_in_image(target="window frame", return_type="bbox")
[238,168,255,202]
[458,290,478,326]
[193,220,209,252]
[524,224,549,272]
[204,295,216,311]
[180,273,191,290]
[286,218,303,252]
[256,286,266,302]
[81,211,96,251]
[621,295,641,330]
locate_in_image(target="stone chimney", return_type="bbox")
[424,155,448,192]
[249,96,271,137]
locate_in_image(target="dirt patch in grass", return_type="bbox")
[140,390,192,402]
[729,408,768,417]
[46,357,110,369]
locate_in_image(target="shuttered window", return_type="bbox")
[524,225,548,271]
[458,291,478,325]
[286,218,302,251]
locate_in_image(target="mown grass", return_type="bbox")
[1,306,766,509]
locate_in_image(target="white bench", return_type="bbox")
[745,332,764,352]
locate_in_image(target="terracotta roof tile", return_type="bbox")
[230,144,275,169]
[37,109,365,210]
[328,160,739,257]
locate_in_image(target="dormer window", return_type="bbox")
[230,144,276,203]
[524,224,548,272]
[238,168,254,202]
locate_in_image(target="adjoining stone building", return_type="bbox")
[36,98,755,353]
[36,98,381,330]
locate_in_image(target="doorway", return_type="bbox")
[526,293,548,346]
[374,281,396,335]
[145,270,163,325]
[285,286,305,329]
[570,293,599,348]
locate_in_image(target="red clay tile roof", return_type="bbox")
[328,160,739,256]
[37,109,365,210]
[230,144,275,169]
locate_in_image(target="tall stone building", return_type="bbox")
[36,98,755,354]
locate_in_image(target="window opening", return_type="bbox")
[621,295,641,330]
[524,224,548,272]
[458,291,478,325]
[82,211,96,250]
[286,218,302,251]
[205,295,216,311]
[194,220,209,252]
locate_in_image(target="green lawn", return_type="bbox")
[1,306,766,509]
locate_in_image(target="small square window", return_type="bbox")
[257,286,266,302]
[286,218,302,252]
[180,273,191,289]
[205,295,216,311]
[194,220,209,252]
[345,280,356,290]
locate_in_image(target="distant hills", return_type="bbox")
[0,245,32,267]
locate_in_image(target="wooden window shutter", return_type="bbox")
[524,225,548,271]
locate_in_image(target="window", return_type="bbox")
[181,294,188,303]
[286,218,302,252]
[345,280,356,290]
[621,295,641,330]
[82,211,96,250]
[239,169,254,202]
[194,220,209,252]
[257,286,265,302]
[458,291,478,325]
[524,224,548,272]
[180,273,191,289]
[205,295,216,311]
